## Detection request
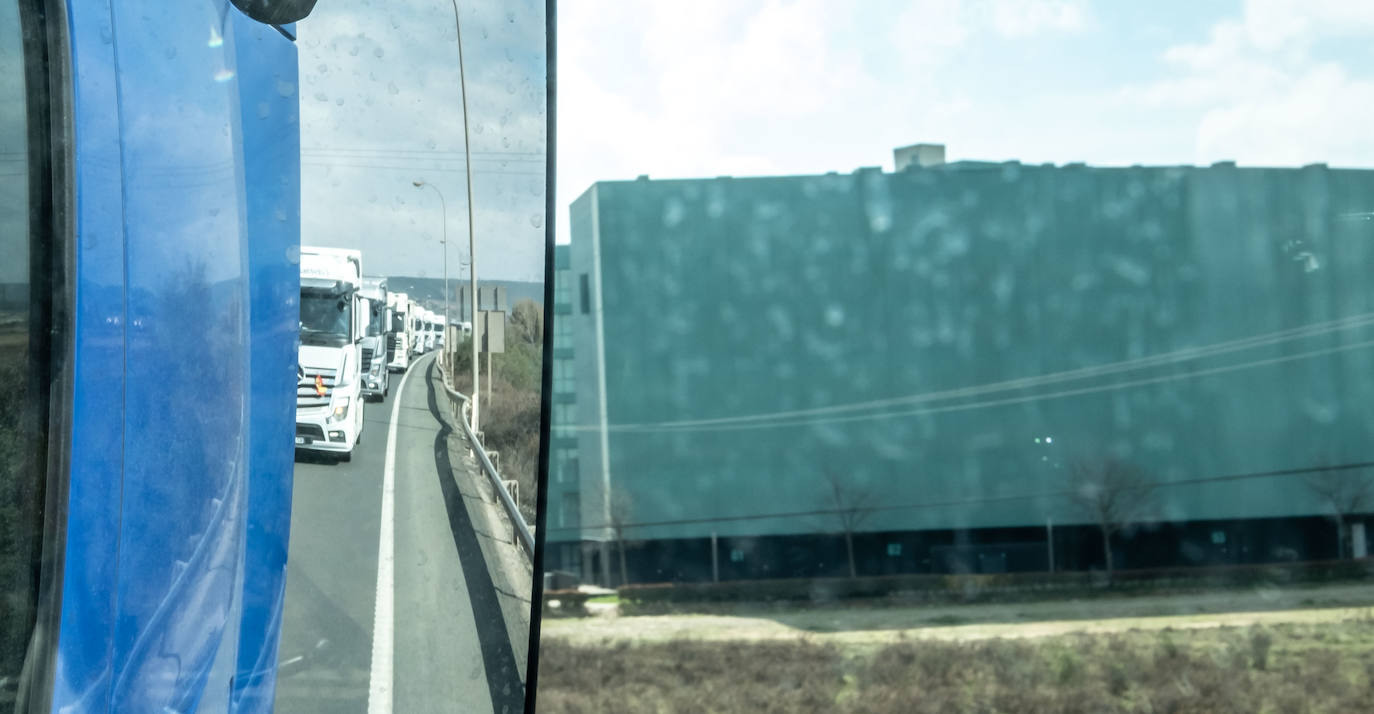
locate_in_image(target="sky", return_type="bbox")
[297,0,547,281]
[0,0,25,284]
[556,0,1374,244]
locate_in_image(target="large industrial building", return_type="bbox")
[544,147,1374,586]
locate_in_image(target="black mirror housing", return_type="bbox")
[231,0,319,25]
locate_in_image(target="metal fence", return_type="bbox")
[438,355,535,556]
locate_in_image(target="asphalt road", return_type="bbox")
[274,352,525,714]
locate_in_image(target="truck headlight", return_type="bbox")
[329,397,351,423]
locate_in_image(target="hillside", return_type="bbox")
[385,277,544,315]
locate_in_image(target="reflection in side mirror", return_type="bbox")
[230,0,319,25]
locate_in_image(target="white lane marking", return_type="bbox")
[367,355,423,713]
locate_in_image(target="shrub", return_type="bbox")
[616,560,1374,613]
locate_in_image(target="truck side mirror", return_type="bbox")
[230,0,319,25]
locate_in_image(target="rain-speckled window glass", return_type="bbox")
[537,3,1374,712]
[1,0,46,707]
[275,2,546,713]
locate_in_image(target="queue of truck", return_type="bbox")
[295,248,447,461]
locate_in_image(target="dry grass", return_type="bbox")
[537,616,1374,713]
[448,351,541,522]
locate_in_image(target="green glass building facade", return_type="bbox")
[548,159,1374,585]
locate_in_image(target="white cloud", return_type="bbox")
[987,0,1089,37]
[556,0,1094,243]
[1119,0,1374,167]
[299,0,547,281]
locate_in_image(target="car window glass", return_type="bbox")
[537,4,1374,712]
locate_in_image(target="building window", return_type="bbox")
[579,273,591,314]
[560,492,580,529]
[553,315,572,349]
[555,275,570,307]
[552,403,576,437]
[730,548,745,563]
[886,543,902,557]
[554,448,578,484]
[553,359,574,394]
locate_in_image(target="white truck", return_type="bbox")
[414,308,433,355]
[387,290,411,372]
[433,314,447,350]
[297,247,366,461]
[359,276,390,401]
[422,310,437,352]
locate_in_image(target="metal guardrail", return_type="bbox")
[438,357,535,556]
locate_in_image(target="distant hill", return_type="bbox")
[385,276,545,316]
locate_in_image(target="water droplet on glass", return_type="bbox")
[257,102,270,119]
[286,245,300,264]
[207,26,224,48]
[214,69,235,83]
[530,213,543,229]
[374,47,385,58]
[314,92,328,102]
[502,136,511,149]
[825,305,845,327]
[165,47,178,60]
[276,80,296,97]
[317,63,328,74]
[474,123,484,135]
[426,139,437,150]
[349,46,359,56]
[335,97,345,106]
[274,208,287,222]
[506,11,515,23]
[387,82,399,95]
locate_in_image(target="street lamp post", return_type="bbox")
[412,181,449,367]
[438,0,480,434]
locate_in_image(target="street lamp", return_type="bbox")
[436,0,480,434]
[411,180,449,342]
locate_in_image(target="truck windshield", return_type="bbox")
[390,312,405,332]
[366,301,385,337]
[300,287,352,347]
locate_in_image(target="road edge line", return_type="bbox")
[367,354,422,713]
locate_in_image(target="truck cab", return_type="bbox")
[359,276,390,401]
[422,310,436,352]
[413,308,431,356]
[387,290,411,372]
[433,314,447,350]
[297,247,366,460]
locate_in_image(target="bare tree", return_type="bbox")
[1068,458,1156,580]
[821,468,875,579]
[1305,470,1374,560]
[608,487,634,587]
[509,299,544,348]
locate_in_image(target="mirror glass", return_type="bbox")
[275,2,546,713]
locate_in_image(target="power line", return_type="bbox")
[301,160,543,177]
[566,315,1374,434]
[548,459,1374,535]
[302,146,541,157]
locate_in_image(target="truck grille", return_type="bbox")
[297,366,337,409]
[386,334,398,362]
[296,424,325,440]
[361,347,374,373]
